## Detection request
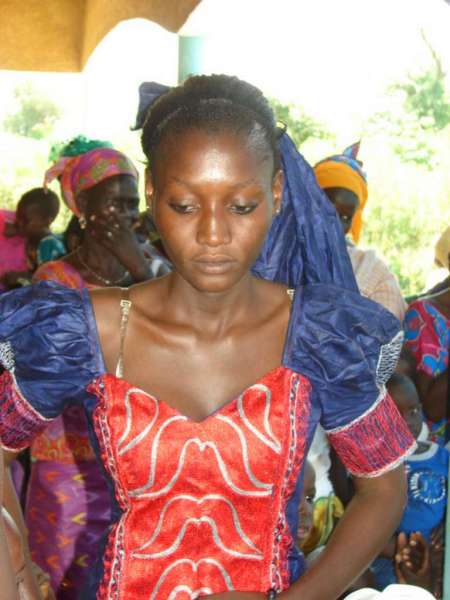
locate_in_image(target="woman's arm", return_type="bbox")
[3,451,29,542]
[2,450,43,599]
[415,370,448,422]
[282,465,407,600]
[207,466,407,600]
[0,449,19,600]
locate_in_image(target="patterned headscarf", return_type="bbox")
[44,148,139,217]
[314,142,368,244]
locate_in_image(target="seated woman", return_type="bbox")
[0,75,414,600]
[314,144,406,321]
[404,226,449,443]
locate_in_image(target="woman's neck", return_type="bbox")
[164,272,260,337]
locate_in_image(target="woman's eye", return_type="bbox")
[169,203,196,214]
[230,203,258,215]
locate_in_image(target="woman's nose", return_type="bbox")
[196,206,231,247]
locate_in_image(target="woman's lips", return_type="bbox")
[193,256,236,274]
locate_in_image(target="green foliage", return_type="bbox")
[358,138,450,297]
[3,83,61,140]
[369,33,450,169]
[269,98,332,147]
[362,204,430,296]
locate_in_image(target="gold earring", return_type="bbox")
[79,214,87,229]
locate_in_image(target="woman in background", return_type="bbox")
[404,226,449,443]
[19,141,159,599]
[314,143,406,321]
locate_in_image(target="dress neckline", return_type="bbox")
[93,365,287,425]
[82,287,295,423]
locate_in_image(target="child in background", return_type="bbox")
[297,460,317,557]
[0,187,61,290]
[298,460,376,596]
[371,373,447,596]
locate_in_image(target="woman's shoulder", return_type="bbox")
[0,281,93,338]
[90,276,169,370]
[285,282,403,386]
[0,282,103,389]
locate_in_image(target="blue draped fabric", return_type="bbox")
[252,133,358,291]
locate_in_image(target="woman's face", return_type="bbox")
[323,188,359,236]
[146,128,283,293]
[79,175,140,229]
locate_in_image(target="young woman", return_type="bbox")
[0,75,414,600]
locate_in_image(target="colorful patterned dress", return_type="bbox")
[28,260,111,599]
[0,282,415,599]
[404,299,450,442]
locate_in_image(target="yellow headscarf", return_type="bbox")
[314,143,368,244]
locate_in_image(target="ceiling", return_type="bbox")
[0,0,201,72]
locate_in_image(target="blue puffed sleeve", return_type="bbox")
[284,283,415,477]
[0,281,104,451]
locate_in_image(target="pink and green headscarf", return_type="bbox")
[44,148,139,217]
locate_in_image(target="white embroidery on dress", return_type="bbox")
[0,341,15,372]
[376,330,404,387]
[149,558,234,600]
[131,494,262,560]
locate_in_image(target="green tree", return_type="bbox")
[370,32,450,168]
[3,83,61,140]
[269,98,331,147]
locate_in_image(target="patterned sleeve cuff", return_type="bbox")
[326,389,416,478]
[0,370,52,452]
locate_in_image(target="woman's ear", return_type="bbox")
[272,169,284,215]
[145,169,155,215]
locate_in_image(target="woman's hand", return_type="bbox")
[89,211,151,282]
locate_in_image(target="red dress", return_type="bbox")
[0,283,415,598]
[92,367,310,597]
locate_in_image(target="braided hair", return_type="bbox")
[141,74,283,176]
